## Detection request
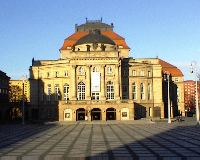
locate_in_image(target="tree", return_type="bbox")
[9,85,22,102]
[8,85,28,121]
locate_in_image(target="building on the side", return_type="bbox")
[9,80,30,102]
[184,80,200,115]
[0,70,10,122]
[29,19,185,121]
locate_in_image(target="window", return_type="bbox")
[78,82,85,100]
[47,72,50,78]
[92,92,100,100]
[122,85,128,99]
[140,83,145,100]
[55,84,60,101]
[148,83,151,100]
[132,70,136,76]
[64,71,68,77]
[132,82,137,100]
[55,71,59,77]
[175,78,179,82]
[106,81,114,100]
[148,71,151,77]
[64,84,69,100]
[47,84,51,101]
[79,67,85,75]
[107,66,112,74]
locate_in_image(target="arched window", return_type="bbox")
[132,82,137,100]
[106,81,114,100]
[64,83,69,100]
[148,83,151,100]
[79,67,85,75]
[78,82,85,100]
[140,83,145,100]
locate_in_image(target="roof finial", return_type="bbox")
[101,17,102,22]
[86,17,88,23]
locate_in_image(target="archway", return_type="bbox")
[76,108,86,121]
[91,108,101,121]
[106,108,116,120]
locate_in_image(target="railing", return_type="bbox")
[59,99,133,105]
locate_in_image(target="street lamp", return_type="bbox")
[166,73,171,123]
[164,71,171,123]
[190,61,199,125]
[21,75,26,125]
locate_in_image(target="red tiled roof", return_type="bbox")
[158,59,184,77]
[60,31,129,50]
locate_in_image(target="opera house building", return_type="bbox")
[29,20,184,121]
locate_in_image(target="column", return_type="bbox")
[86,65,91,100]
[100,65,106,100]
[119,63,122,99]
[70,65,77,100]
[115,64,120,100]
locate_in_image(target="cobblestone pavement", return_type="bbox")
[0,118,200,160]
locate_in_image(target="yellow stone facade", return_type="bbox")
[10,80,30,102]
[29,20,184,121]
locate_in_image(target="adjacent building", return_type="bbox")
[184,80,200,113]
[9,80,30,102]
[29,20,184,121]
[0,70,10,122]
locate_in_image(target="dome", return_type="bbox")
[75,29,115,46]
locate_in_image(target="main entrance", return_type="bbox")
[76,108,86,121]
[106,108,116,120]
[91,108,101,120]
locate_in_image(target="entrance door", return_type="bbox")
[91,108,101,120]
[76,108,86,121]
[106,108,116,120]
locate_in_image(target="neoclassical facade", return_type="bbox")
[29,20,184,121]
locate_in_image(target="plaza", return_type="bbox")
[0,118,200,159]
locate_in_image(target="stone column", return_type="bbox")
[115,64,120,100]
[86,65,91,100]
[70,65,77,100]
[119,64,122,99]
[100,65,106,100]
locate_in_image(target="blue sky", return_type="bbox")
[0,0,200,80]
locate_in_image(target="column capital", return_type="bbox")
[72,65,77,69]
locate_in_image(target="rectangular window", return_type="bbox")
[140,83,145,100]
[64,84,69,100]
[55,72,59,77]
[148,83,151,100]
[148,71,151,77]
[55,84,60,101]
[47,72,50,78]
[132,83,137,100]
[92,92,100,100]
[132,70,136,76]
[64,71,68,77]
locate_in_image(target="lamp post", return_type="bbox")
[190,61,199,125]
[21,75,26,125]
[166,73,171,123]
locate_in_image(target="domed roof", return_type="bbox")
[75,29,115,46]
